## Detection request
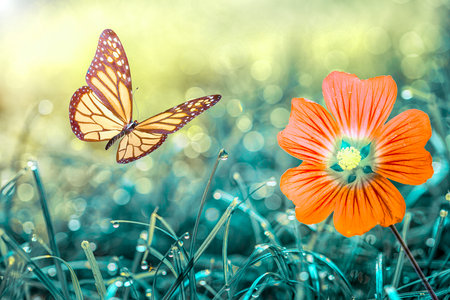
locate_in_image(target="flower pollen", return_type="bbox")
[336,147,361,170]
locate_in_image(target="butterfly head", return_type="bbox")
[124,120,138,132]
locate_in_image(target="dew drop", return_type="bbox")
[141,261,149,270]
[266,177,276,187]
[120,267,130,276]
[48,267,57,277]
[184,232,190,240]
[145,289,152,298]
[124,280,133,287]
[112,222,120,229]
[27,161,37,171]
[136,243,146,252]
[219,149,228,160]
[107,262,118,274]
[31,234,38,242]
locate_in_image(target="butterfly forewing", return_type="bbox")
[135,95,222,134]
[69,86,124,141]
[85,29,133,124]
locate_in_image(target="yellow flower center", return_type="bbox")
[337,147,361,170]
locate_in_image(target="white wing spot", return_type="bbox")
[107,56,113,63]
[113,52,119,58]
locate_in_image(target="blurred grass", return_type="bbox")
[0,0,449,299]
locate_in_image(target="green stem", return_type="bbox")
[30,161,71,300]
[188,149,227,298]
[389,225,437,300]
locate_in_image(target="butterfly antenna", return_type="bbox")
[133,87,140,120]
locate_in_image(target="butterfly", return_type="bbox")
[69,29,221,163]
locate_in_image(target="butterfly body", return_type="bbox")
[105,120,138,150]
[69,29,221,163]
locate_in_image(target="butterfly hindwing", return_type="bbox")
[135,95,222,134]
[69,86,124,141]
[85,29,133,124]
[116,130,167,164]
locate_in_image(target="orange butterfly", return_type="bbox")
[69,29,221,163]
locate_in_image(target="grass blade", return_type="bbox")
[376,253,383,299]
[32,255,83,300]
[141,207,159,265]
[163,197,238,300]
[391,212,412,288]
[221,209,233,299]
[188,149,227,298]
[29,161,70,299]
[0,229,64,300]
[81,240,107,299]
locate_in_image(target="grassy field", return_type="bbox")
[0,0,448,299]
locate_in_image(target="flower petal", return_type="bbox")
[280,163,338,224]
[322,71,397,140]
[278,98,340,165]
[374,109,433,185]
[333,175,405,237]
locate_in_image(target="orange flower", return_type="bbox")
[278,71,433,237]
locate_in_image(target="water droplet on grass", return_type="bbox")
[219,149,228,160]
[141,261,149,270]
[124,280,133,287]
[266,177,276,186]
[145,289,152,298]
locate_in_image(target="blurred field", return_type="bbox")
[0,0,449,299]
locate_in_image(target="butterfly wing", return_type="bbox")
[135,95,222,134]
[116,95,222,164]
[85,29,133,124]
[69,86,124,141]
[116,131,167,164]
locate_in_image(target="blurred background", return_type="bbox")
[0,0,448,298]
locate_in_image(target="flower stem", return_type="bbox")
[389,225,437,300]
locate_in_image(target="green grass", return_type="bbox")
[0,144,448,299]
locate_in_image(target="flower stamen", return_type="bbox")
[337,147,361,170]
